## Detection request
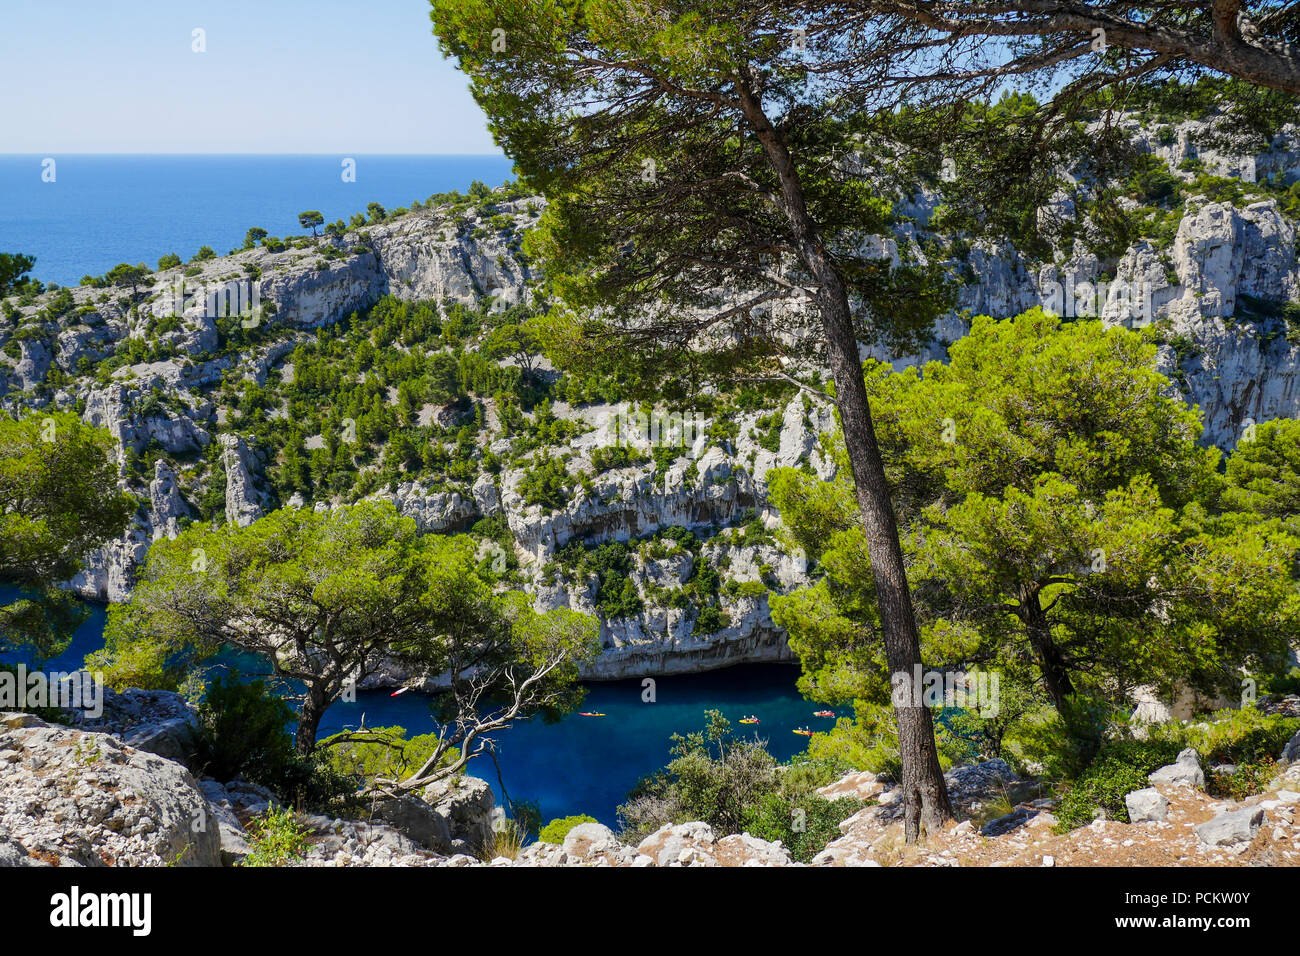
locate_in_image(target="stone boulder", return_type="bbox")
[816,770,883,801]
[1195,806,1265,847]
[219,433,267,527]
[71,680,199,768]
[1148,748,1205,789]
[421,775,495,856]
[562,821,619,858]
[559,822,639,865]
[1281,728,1300,765]
[1259,694,1300,720]
[637,821,718,867]
[0,714,221,866]
[1125,787,1169,824]
[299,815,436,867]
[364,792,452,853]
[197,780,251,865]
[634,821,793,867]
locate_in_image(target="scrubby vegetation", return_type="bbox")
[538,815,598,844]
[240,806,311,867]
[618,711,861,863]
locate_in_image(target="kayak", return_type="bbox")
[793,729,814,736]
[813,710,835,718]
[578,712,606,717]
[390,686,413,697]
[739,718,760,724]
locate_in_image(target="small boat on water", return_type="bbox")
[578,712,607,717]
[739,716,760,724]
[793,727,814,737]
[813,710,836,718]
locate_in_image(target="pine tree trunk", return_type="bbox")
[735,76,953,841]
[1024,596,1075,712]
[815,270,955,842]
[296,689,326,756]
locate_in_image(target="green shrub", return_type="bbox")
[190,672,355,812]
[693,603,730,634]
[743,792,862,864]
[240,806,310,867]
[618,711,778,843]
[1208,759,1281,800]
[617,713,860,861]
[191,672,296,783]
[318,725,456,786]
[557,540,644,618]
[1004,694,1123,781]
[1054,739,1181,831]
[519,455,571,511]
[590,444,647,473]
[261,750,358,814]
[1161,707,1300,765]
[538,814,599,844]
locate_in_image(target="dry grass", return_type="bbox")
[479,819,528,862]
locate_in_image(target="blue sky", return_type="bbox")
[0,0,499,153]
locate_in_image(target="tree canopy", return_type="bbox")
[770,312,1300,763]
[431,0,958,840]
[817,1,1300,98]
[0,252,36,298]
[0,412,136,660]
[95,500,600,760]
[298,211,325,237]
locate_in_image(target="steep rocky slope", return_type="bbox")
[3,116,1300,679]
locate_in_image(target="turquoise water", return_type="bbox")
[2,590,813,827]
[0,154,515,287]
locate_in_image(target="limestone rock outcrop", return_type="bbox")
[0,713,221,867]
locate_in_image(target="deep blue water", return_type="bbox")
[2,590,813,827]
[317,665,814,827]
[0,154,515,288]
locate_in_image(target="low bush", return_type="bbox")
[1054,739,1182,831]
[191,672,358,813]
[538,814,598,844]
[617,712,860,861]
[240,806,310,867]
[190,672,296,783]
[1161,707,1300,766]
[1208,760,1281,801]
[743,793,861,864]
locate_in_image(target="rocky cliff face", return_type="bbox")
[3,120,1299,678]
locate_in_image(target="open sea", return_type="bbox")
[0,154,516,287]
